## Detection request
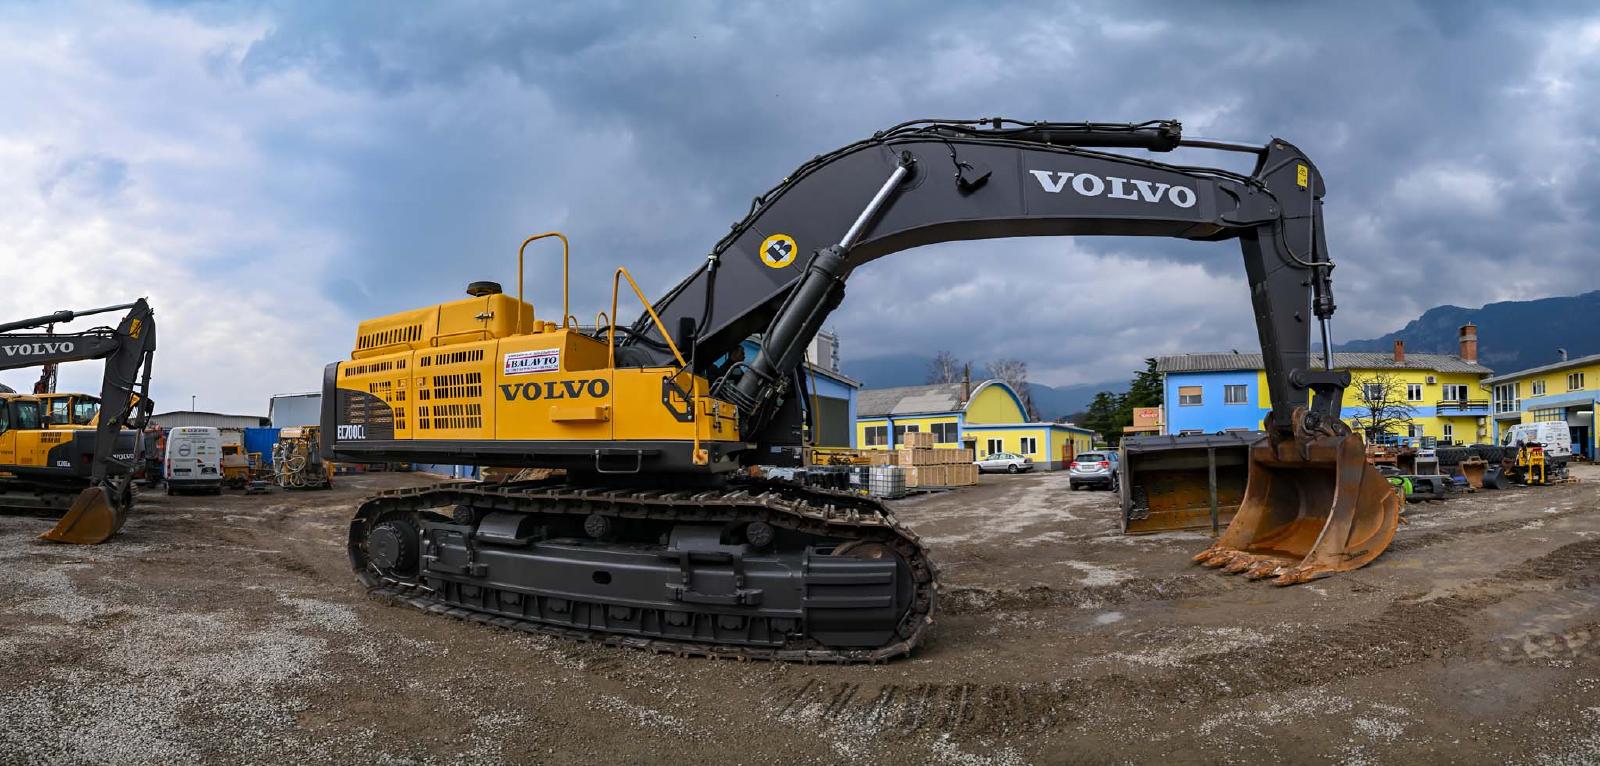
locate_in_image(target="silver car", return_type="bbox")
[976,452,1034,474]
[1069,451,1119,490]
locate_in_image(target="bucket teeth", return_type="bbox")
[1271,567,1321,586]
[1222,557,1255,574]
[1191,547,1222,564]
[1200,550,1235,568]
[1244,561,1282,580]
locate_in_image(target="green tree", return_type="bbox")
[1125,358,1162,408]
[1080,390,1126,445]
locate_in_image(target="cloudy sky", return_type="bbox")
[3,1,1597,411]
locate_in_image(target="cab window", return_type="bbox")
[13,401,41,430]
[73,400,98,425]
[47,399,72,425]
[0,403,9,435]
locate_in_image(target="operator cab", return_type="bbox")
[40,393,100,428]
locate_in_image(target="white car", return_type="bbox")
[976,452,1033,473]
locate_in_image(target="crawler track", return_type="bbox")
[349,479,938,663]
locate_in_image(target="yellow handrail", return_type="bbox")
[609,267,687,369]
[516,232,571,333]
[609,266,703,465]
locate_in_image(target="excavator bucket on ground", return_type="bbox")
[1193,411,1401,585]
[1120,432,1259,535]
[39,484,127,544]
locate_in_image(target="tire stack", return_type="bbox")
[1435,446,1474,468]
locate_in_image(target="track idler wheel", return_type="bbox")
[1193,408,1401,586]
[366,518,420,578]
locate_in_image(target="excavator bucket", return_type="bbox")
[39,485,127,545]
[1193,417,1401,585]
[1120,432,1258,535]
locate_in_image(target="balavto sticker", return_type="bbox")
[760,233,798,268]
[504,348,561,376]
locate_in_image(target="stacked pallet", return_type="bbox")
[904,462,980,488]
[866,450,899,466]
[902,431,936,448]
[895,447,974,466]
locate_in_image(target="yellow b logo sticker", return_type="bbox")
[759,234,797,269]
[129,318,142,339]
[1296,163,1309,189]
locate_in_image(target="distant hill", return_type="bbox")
[1338,290,1600,374]
[841,353,1117,420]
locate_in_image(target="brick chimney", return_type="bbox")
[1392,339,1405,363]
[960,363,972,403]
[1459,323,1478,363]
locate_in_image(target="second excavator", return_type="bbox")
[0,299,157,543]
[323,118,1399,661]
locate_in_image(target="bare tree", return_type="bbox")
[1347,372,1418,442]
[986,358,1038,420]
[926,350,965,384]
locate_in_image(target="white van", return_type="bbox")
[1501,422,1573,458]
[165,426,223,494]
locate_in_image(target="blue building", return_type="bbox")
[1154,345,1493,443]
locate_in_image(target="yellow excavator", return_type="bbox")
[0,299,156,543]
[324,119,1398,661]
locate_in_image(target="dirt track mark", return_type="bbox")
[776,539,1600,741]
[1389,500,1597,554]
[942,573,1237,615]
[775,679,1068,737]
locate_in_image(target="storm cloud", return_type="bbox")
[3,1,1597,410]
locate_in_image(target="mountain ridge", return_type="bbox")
[1337,290,1600,374]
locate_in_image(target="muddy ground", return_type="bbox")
[3,465,1600,765]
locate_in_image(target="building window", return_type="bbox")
[1533,408,1564,422]
[1178,386,1203,406]
[1441,384,1468,401]
[1406,384,1423,402]
[864,425,887,447]
[1224,384,1248,404]
[985,438,1004,456]
[1408,424,1423,438]
[892,424,920,443]
[932,422,959,443]
[1569,372,1586,391]
[1493,382,1520,413]
[1362,383,1385,401]
[1019,437,1037,455]
[1442,423,1454,443]
[1532,380,1546,396]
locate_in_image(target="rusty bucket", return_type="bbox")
[1193,412,1400,585]
[39,484,129,545]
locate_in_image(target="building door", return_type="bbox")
[1573,425,1591,459]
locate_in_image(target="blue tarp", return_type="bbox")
[243,427,282,465]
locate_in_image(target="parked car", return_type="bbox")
[1069,450,1119,491]
[976,452,1034,474]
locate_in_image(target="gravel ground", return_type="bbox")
[2,465,1599,765]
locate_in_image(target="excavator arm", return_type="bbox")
[622,119,1395,584]
[0,298,157,543]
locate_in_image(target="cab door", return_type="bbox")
[0,403,14,468]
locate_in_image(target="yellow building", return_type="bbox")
[1156,327,1493,445]
[855,379,1094,470]
[1482,352,1600,460]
